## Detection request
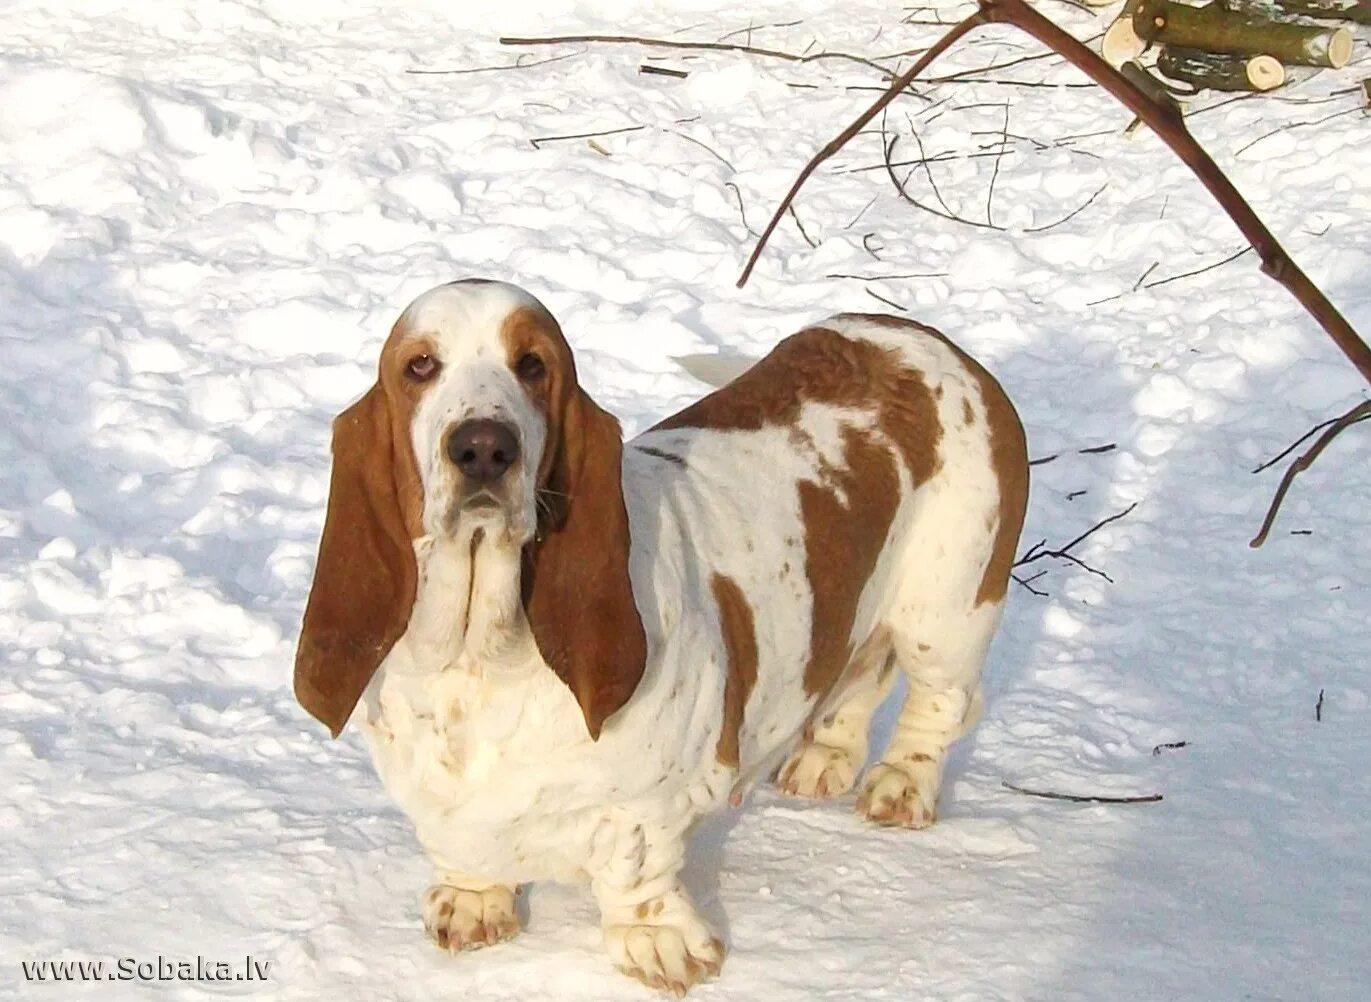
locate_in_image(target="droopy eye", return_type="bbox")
[405,354,440,382]
[516,352,546,382]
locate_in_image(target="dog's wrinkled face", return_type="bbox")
[384,280,571,545]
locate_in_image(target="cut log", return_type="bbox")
[1103,15,1147,67]
[1226,0,1371,25]
[1158,46,1287,90]
[1133,0,1354,67]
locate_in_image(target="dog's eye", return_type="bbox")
[405,354,440,382]
[516,352,546,382]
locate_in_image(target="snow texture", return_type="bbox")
[2,0,1368,999]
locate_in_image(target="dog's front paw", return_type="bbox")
[856,760,939,828]
[605,900,724,996]
[422,883,520,952]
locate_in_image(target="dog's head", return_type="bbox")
[293,280,644,740]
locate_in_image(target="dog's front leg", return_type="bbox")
[586,814,724,996]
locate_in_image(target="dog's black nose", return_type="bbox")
[446,419,520,484]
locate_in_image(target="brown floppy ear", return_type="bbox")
[522,389,647,740]
[294,385,419,737]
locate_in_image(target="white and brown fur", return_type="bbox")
[294,280,1029,995]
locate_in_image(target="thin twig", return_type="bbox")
[844,195,880,229]
[641,64,689,79]
[1235,106,1366,159]
[717,19,803,42]
[827,270,949,280]
[1151,740,1189,755]
[1002,780,1163,804]
[1145,246,1253,290]
[1250,399,1371,547]
[671,130,735,170]
[865,287,908,311]
[724,181,757,236]
[986,102,1011,226]
[1316,688,1325,722]
[500,31,903,79]
[788,205,819,247]
[406,52,581,75]
[1013,570,1049,596]
[530,124,644,149]
[1023,181,1108,234]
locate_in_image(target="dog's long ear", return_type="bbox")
[522,389,647,740]
[295,385,419,737]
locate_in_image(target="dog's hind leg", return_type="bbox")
[855,599,1002,828]
[775,634,896,800]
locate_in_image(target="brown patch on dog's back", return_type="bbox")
[711,573,758,768]
[655,326,942,487]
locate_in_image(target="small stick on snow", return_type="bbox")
[1146,245,1252,288]
[1316,688,1325,721]
[827,270,949,280]
[529,124,645,149]
[1003,780,1164,804]
[1028,442,1117,465]
[865,287,908,312]
[1152,740,1190,755]
[723,182,757,236]
[640,64,689,79]
[1024,181,1109,233]
[788,205,819,247]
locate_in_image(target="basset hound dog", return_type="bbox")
[294,279,1029,995]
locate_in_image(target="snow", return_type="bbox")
[2,0,1368,999]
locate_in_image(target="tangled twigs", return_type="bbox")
[1249,399,1371,547]
[1015,502,1139,584]
[737,0,1371,544]
[736,11,988,287]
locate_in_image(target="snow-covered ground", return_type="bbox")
[3,0,1368,998]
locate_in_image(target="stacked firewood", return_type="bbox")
[1100,0,1366,93]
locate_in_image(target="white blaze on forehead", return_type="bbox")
[397,281,549,357]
